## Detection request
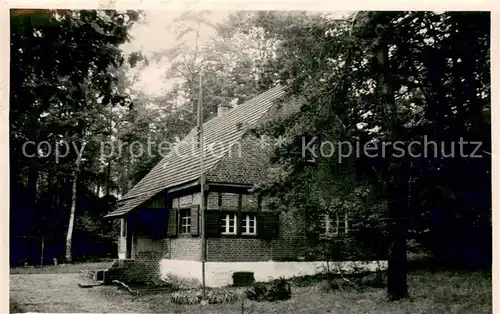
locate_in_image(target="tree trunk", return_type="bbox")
[106,160,112,197]
[27,166,38,235]
[65,170,78,263]
[374,34,410,300]
[386,183,409,300]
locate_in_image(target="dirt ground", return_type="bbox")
[10,273,148,313]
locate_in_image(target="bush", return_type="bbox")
[245,282,268,302]
[170,288,239,305]
[245,278,291,302]
[171,289,203,305]
[206,288,239,304]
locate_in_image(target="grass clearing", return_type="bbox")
[10,268,491,313]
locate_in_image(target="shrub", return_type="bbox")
[171,289,203,305]
[245,278,291,302]
[245,282,269,302]
[206,288,239,304]
[170,288,239,305]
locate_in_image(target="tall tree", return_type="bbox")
[251,10,490,300]
[10,9,140,262]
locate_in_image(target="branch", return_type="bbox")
[349,12,360,37]
[112,280,139,295]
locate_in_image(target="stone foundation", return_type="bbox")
[160,259,387,287]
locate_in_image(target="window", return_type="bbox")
[241,215,257,235]
[337,214,349,234]
[179,209,191,234]
[321,213,349,238]
[221,213,238,235]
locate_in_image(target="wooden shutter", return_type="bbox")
[258,212,280,240]
[167,208,178,237]
[190,205,200,236]
[204,210,221,238]
[237,211,243,236]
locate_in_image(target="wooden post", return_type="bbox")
[197,73,207,298]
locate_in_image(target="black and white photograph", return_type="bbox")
[7,6,493,313]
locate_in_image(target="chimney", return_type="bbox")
[217,104,232,117]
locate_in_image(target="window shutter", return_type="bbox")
[258,212,280,240]
[205,210,221,238]
[191,205,200,236]
[236,211,242,236]
[167,208,178,237]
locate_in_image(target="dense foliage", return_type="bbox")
[249,11,491,299]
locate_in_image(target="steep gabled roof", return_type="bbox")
[105,85,285,218]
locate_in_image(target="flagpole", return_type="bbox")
[197,72,207,299]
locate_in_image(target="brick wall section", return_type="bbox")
[206,192,262,210]
[163,237,202,261]
[271,208,307,261]
[206,209,307,262]
[206,236,305,262]
[207,238,269,261]
[115,251,163,284]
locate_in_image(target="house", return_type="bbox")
[104,85,384,287]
